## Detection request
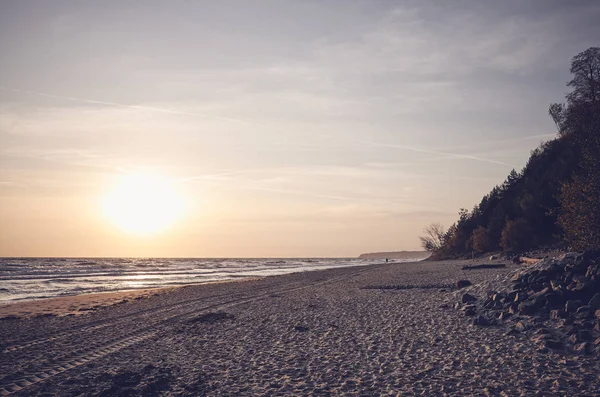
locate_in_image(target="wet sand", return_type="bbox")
[0,288,176,319]
[1,260,598,396]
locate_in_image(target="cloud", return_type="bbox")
[351,139,518,167]
[0,86,255,125]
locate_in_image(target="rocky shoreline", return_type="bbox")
[453,251,600,356]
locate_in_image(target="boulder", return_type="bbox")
[588,293,600,311]
[578,330,593,341]
[544,292,564,309]
[464,308,477,317]
[565,300,583,313]
[544,339,564,349]
[518,302,537,315]
[456,280,472,289]
[514,292,529,303]
[575,305,593,319]
[461,293,477,303]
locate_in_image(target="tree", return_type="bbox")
[566,47,600,106]
[472,226,490,253]
[548,102,566,133]
[500,219,532,252]
[557,47,600,250]
[419,223,446,252]
[558,106,600,249]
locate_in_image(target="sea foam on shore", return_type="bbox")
[0,257,422,303]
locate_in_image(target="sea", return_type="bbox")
[0,257,416,303]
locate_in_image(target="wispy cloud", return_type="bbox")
[351,139,518,167]
[0,86,256,125]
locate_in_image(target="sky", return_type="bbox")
[0,0,599,257]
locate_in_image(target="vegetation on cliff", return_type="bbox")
[421,47,600,258]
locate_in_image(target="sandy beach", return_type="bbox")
[1,259,599,396]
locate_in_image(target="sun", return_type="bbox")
[103,173,185,235]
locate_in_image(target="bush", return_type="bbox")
[500,219,532,252]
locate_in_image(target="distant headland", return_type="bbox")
[358,251,430,260]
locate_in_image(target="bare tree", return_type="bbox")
[419,223,446,252]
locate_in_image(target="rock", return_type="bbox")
[544,292,564,309]
[588,293,600,311]
[456,280,472,289]
[568,334,578,344]
[581,321,595,329]
[490,255,498,260]
[544,339,564,349]
[558,252,580,266]
[565,300,583,313]
[518,302,537,315]
[294,325,310,332]
[576,305,592,319]
[578,330,593,341]
[550,310,567,319]
[513,282,527,290]
[550,280,563,291]
[572,281,595,297]
[514,292,529,303]
[486,301,503,310]
[474,315,492,326]
[515,321,530,332]
[461,293,477,303]
[498,311,512,321]
[506,329,520,336]
[464,308,477,317]
[574,342,592,355]
[492,293,505,302]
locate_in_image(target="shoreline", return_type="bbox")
[2,258,598,396]
[0,259,389,318]
[0,258,395,311]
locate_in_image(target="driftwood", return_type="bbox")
[461,263,507,270]
[519,257,542,264]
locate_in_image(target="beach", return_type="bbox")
[1,259,599,396]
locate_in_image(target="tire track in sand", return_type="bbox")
[0,267,375,396]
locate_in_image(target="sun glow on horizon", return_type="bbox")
[103,173,185,235]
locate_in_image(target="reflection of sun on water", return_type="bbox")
[103,173,185,235]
